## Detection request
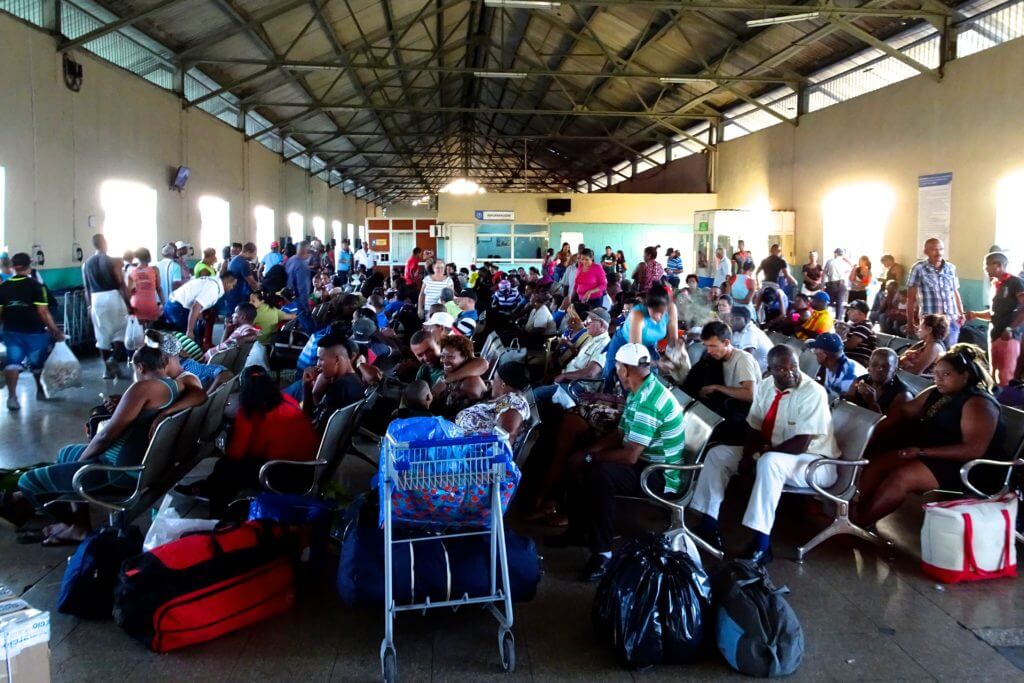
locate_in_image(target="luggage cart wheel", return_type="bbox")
[499,630,516,673]
[382,647,397,683]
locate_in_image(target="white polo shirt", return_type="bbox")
[732,322,773,372]
[746,372,838,457]
[169,276,224,312]
[566,331,610,373]
[354,248,377,270]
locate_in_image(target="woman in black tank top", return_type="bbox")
[854,344,1008,528]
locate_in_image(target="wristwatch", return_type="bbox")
[584,453,594,464]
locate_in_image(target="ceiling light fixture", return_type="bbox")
[483,0,561,9]
[439,179,486,195]
[658,76,716,84]
[746,12,820,27]
[474,71,529,79]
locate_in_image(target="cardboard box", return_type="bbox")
[0,586,50,683]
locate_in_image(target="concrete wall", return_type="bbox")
[714,36,1024,309]
[0,12,375,287]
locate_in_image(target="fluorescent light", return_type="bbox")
[285,64,340,72]
[659,76,715,84]
[746,12,820,27]
[474,71,528,79]
[484,0,561,9]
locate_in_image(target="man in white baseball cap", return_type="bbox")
[549,342,686,582]
[422,311,455,344]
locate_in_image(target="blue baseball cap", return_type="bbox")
[807,332,843,354]
[811,291,831,305]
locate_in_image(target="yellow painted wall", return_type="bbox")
[0,12,373,273]
[437,192,716,225]
[715,34,1024,307]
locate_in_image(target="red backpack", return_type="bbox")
[113,520,295,652]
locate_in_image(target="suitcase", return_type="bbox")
[113,521,295,652]
[336,496,541,607]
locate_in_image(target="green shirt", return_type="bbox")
[415,363,444,386]
[194,262,217,278]
[620,372,686,491]
[253,303,286,344]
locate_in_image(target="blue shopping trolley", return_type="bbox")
[379,430,517,682]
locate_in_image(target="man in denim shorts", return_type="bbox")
[0,253,65,410]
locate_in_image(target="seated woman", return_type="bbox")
[251,290,296,345]
[855,345,1007,528]
[455,361,532,444]
[845,347,913,413]
[899,313,947,376]
[180,366,318,515]
[1,344,205,544]
[433,335,488,417]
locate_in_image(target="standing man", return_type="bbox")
[336,238,353,285]
[712,247,732,296]
[286,240,313,310]
[226,242,259,312]
[822,248,853,322]
[260,241,283,277]
[156,243,185,304]
[82,234,130,379]
[174,241,193,285]
[404,247,424,289]
[906,238,965,346]
[755,244,796,291]
[879,254,906,291]
[194,248,218,278]
[966,251,1024,386]
[0,253,65,409]
[164,273,236,343]
[732,239,754,275]
[553,343,686,581]
[690,345,838,564]
[354,242,378,274]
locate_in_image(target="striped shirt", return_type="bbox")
[421,276,453,310]
[620,372,686,491]
[816,354,866,398]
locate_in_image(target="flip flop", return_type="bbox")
[41,533,84,547]
[15,529,45,544]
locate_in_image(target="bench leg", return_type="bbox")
[796,501,894,562]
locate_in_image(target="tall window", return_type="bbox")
[331,219,342,246]
[996,172,1024,267]
[822,183,893,264]
[287,212,304,243]
[100,180,157,257]
[254,205,275,255]
[312,216,326,243]
[0,166,5,251]
[198,196,230,252]
[347,223,355,243]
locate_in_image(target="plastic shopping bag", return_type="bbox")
[143,495,219,552]
[592,534,711,669]
[124,315,145,351]
[41,341,83,398]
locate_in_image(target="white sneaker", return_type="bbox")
[7,395,19,411]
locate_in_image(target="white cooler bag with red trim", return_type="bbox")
[921,493,1018,583]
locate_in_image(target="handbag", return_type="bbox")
[921,492,1018,583]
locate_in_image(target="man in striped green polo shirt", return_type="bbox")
[555,342,686,581]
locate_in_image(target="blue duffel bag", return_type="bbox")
[337,496,541,607]
[58,525,143,619]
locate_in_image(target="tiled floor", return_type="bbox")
[2,357,1023,681]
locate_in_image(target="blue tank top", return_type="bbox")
[616,304,669,346]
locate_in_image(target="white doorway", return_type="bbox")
[558,231,584,252]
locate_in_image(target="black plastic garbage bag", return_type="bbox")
[592,534,711,669]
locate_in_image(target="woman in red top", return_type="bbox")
[180,366,318,513]
[128,247,163,323]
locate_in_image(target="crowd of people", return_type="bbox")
[0,232,1018,578]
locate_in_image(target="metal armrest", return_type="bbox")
[258,458,326,496]
[960,458,1024,498]
[69,464,145,511]
[640,463,705,513]
[804,458,868,505]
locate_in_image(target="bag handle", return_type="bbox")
[961,510,1012,574]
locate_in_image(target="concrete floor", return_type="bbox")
[2,356,1024,681]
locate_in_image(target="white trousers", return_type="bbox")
[90,290,128,350]
[690,445,837,535]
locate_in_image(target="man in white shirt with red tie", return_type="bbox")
[690,344,838,564]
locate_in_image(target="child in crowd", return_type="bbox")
[395,380,434,419]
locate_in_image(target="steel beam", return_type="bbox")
[829,16,941,81]
[558,0,949,19]
[59,0,185,49]
[249,103,718,119]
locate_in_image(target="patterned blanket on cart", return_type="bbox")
[379,417,520,530]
